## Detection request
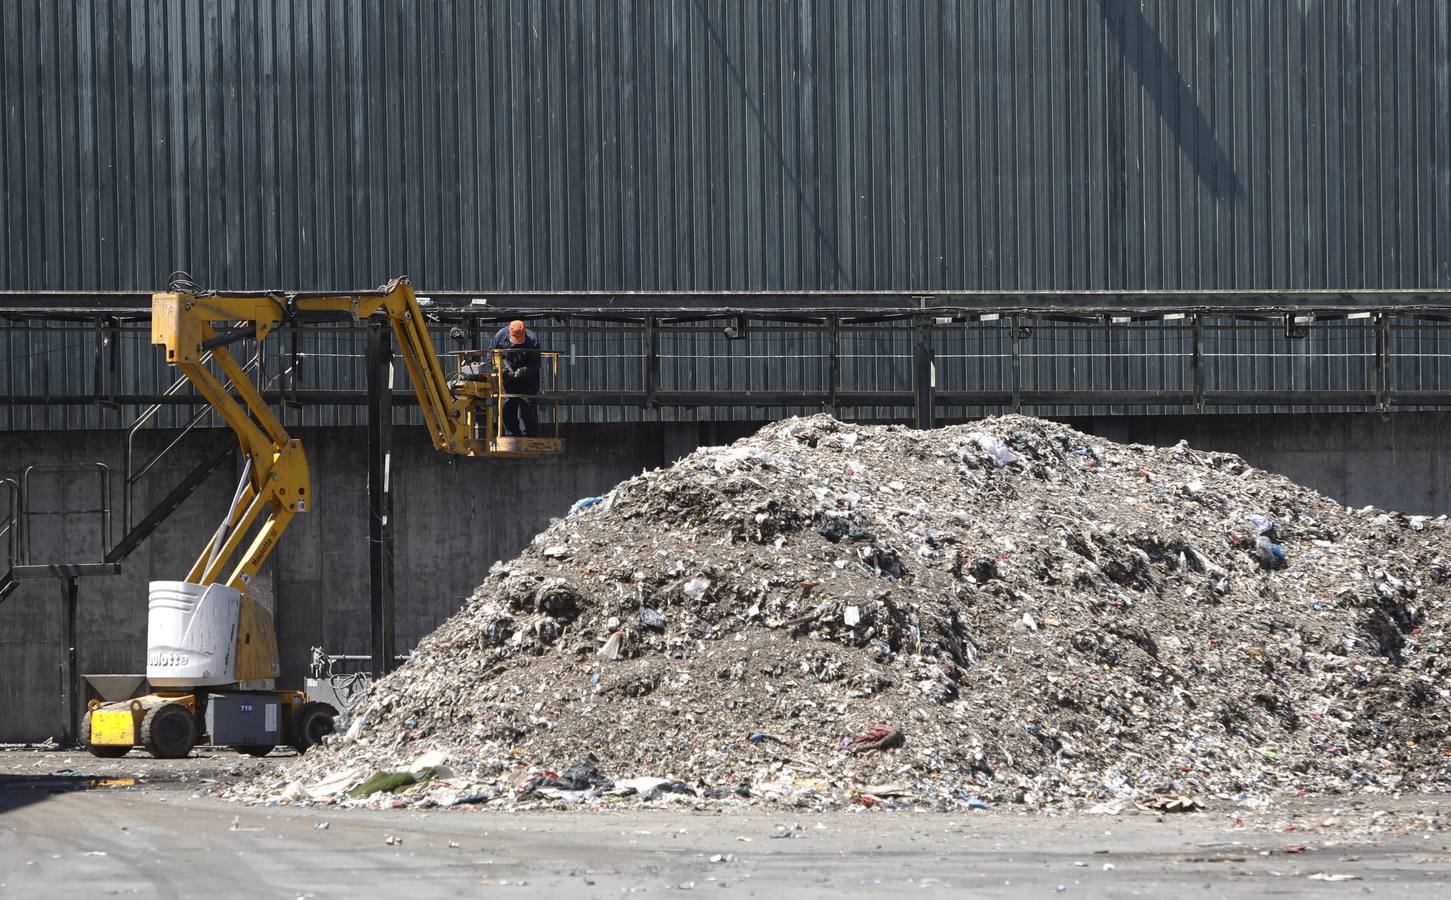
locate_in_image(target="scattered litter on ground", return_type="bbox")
[1142,794,1205,813]
[228,414,1451,812]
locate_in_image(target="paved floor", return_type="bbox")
[2,749,1449,898]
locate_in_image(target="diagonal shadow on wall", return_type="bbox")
[1097,0,1244,200]
[689,0,852,286]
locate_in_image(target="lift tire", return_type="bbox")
[81,710,130,758]
[236,745,274,758]
[290,701,338,753]
[141,703,196,759]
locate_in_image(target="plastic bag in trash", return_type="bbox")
[1252,535,1288,569]
[971,433,1021,468]
[568,496,606,517]
[1245,514,1275,535]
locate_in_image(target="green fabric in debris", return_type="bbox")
[348,771,416,798]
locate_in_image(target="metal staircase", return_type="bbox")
[102,353,254,565]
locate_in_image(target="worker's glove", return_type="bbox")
[503,363,519,379]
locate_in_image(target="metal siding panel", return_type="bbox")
[6,1,1451,428]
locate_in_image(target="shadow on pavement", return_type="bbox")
[0,772,106,816]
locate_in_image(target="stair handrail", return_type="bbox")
[0,477,17,568]
[123,351,259,535]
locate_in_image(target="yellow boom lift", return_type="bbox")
[84,277,561,758]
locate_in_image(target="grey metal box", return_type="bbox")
[205,693,281,747]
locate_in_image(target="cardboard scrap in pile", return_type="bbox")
[229,414,1451,812]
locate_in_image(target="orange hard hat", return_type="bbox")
[508,320,526,343]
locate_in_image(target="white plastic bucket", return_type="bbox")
[146,580,240,686]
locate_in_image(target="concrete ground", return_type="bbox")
[2,749,1450,898]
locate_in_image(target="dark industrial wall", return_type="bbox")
[2,0,1447,293]
[1070,410,1451,518]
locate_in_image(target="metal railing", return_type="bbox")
[122,351,258,536]
[12,312,1451,420]
[17,463,111,566]
[445,347,564,443]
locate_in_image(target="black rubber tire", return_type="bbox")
[236,745,275,757]
[140,703,196,759]
[81,710,130,758]
[290,701,338,753]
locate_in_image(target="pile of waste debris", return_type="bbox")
[236,415,1451,812]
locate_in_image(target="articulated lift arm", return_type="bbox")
[151,276,549,594]
[77,277,562,759]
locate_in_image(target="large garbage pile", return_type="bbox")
[246,415,1451,811]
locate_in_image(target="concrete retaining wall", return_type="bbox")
[1067,412,1451,518]
[2,411,1448,742]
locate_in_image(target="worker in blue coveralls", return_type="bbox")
[489,320,541,437]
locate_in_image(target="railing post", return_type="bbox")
[827,316,840,415]
[1010,315,1023,413]
[1373,313,1390,411]
[107,317,121,408]
[92,317,118,409]
[287,327,302,409]
[912,318,936,430]
[643,317,659,409]
[1191,313,1204,412]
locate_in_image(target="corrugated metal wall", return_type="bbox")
[4,0,1448,293]
[4,1,1451,430]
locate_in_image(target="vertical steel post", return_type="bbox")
[92,318,121,409]
[1373,313,1390,410]
[366,322,396,676]
[912,319,936,430]
[107,318,120,409]
[287,327,302,409]
[643,317,659,409]
[1010,315,1023,413]
[60,576,79,745]
[827,316,841,415]
[91,318,104,407]
[1191,313,1204,412]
